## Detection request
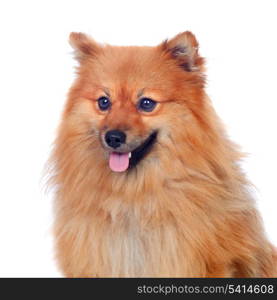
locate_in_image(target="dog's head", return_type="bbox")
[63,32,207,173]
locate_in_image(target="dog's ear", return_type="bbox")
[69,32,100,61]
[162,31,204,72]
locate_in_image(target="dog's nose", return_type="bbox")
[105,130,126,149]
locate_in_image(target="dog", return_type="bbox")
[49,31,277,277]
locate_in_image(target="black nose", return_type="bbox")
[105,130,126,149]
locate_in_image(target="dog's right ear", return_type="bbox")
[69,32,100,61]
[161,31,204,72]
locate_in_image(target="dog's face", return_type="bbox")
[64,32,205,173]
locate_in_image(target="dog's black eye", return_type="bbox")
[137,98,157,112]
[98,96,111,111]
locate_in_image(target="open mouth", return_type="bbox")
[108,131,158,172]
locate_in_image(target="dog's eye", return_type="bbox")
[137,98,157,112]
[98,96,111,111]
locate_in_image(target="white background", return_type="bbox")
[0,0,276,277]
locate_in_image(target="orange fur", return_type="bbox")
[49,31,277,277]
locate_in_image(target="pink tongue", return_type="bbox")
[109,152,130,172]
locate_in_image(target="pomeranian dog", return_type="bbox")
[49,31,276,277]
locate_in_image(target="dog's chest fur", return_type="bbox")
[83,191,210,277]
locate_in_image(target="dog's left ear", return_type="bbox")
[162,31,204,72]
[69,32,100,61]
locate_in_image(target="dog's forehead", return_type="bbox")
[95,46,163,81]
[92,46,176,101]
